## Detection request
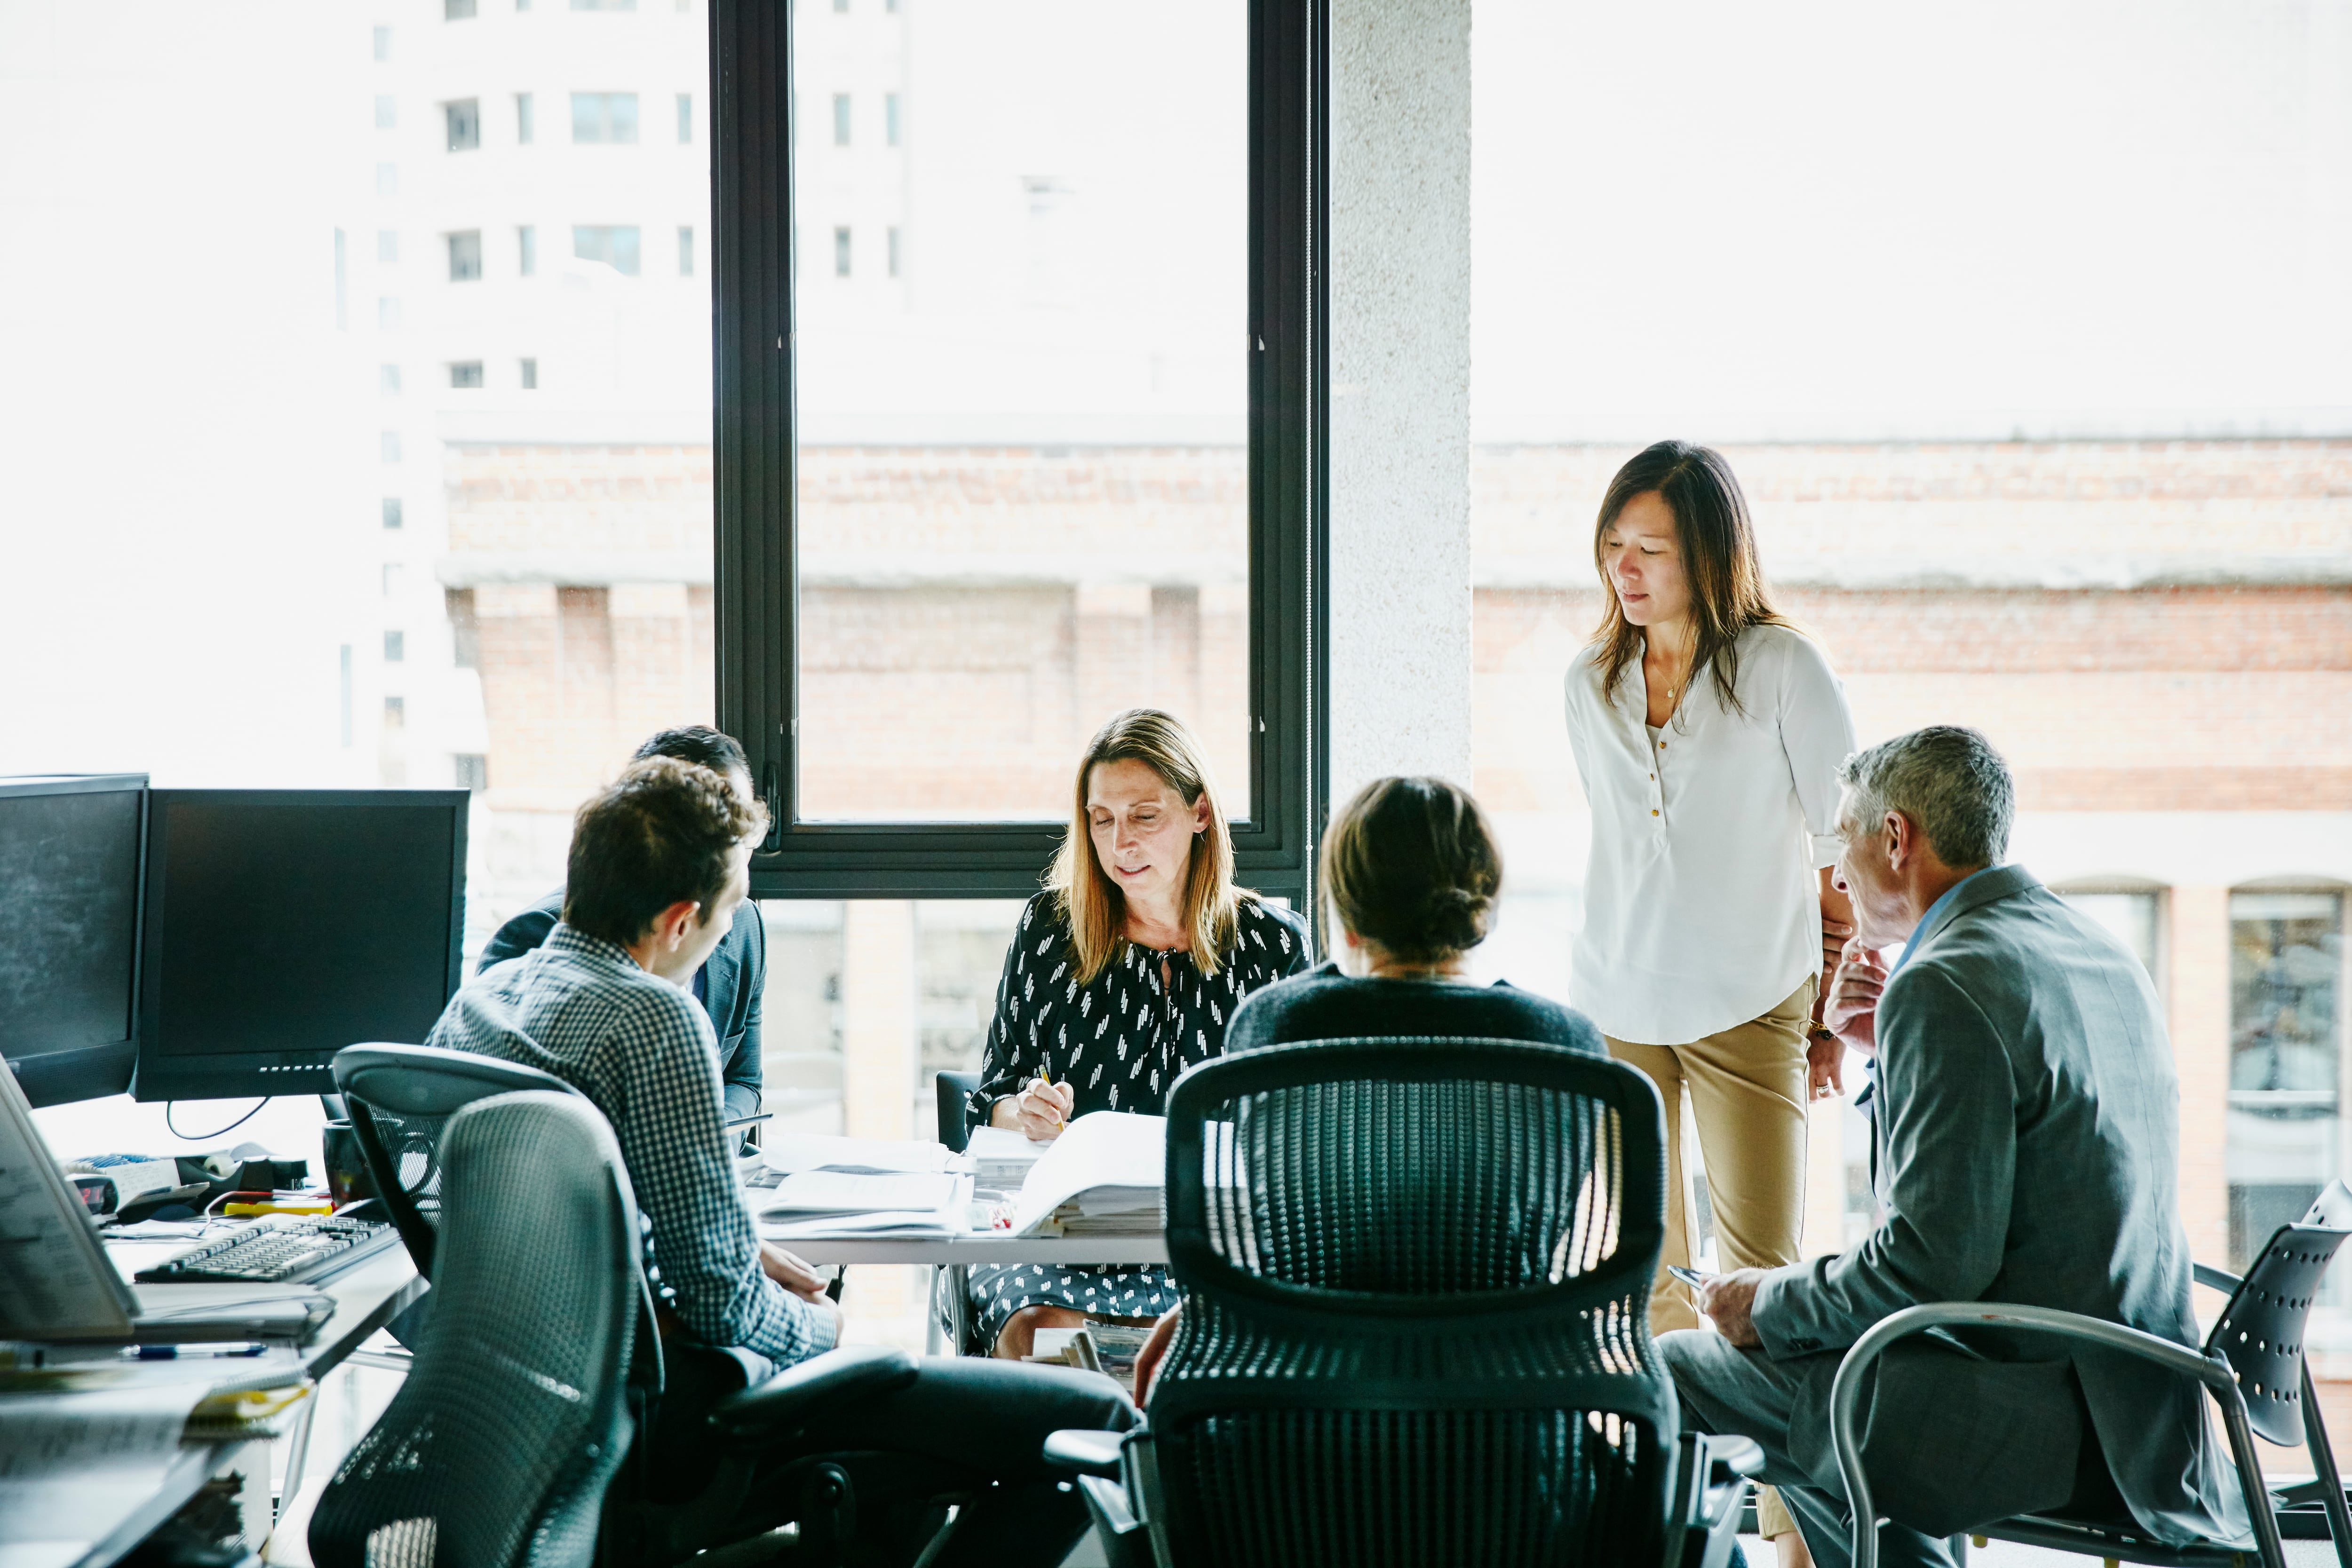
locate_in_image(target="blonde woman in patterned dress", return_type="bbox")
[967,708,1308,1359]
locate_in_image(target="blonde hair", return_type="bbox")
[1049,709,1248,986]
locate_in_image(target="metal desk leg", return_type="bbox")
[927,1263,974,1356]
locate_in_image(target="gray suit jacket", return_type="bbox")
[1752,863,2250,1545]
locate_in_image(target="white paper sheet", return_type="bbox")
[0,1381,215,1562]
[756,1171,961,1218]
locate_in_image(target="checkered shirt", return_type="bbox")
[427,921,834,1365]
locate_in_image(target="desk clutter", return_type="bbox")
[741,1111,1168,1242]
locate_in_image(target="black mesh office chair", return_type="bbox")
[310,1091,642,1568]
[1832,1180,2352,1568]
[1047,1037,1759,1568]
[334,1042,576,1278]
[937,1069,981,1152]
[325,1045,974,1566]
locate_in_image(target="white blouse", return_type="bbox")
[1562,622,1858,1046]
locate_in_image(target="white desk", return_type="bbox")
[44,1237,426,1568]
[771,1229,1168,1354]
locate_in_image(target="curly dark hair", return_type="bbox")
[562,756,764,947]
[1320,776,1503,964]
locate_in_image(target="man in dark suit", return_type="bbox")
[1661,726,2251,1568]
[479,726,766,1140]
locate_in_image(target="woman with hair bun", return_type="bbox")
[1221,774,1606,1057]
[1129,775,1605,1404]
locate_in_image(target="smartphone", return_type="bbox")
[1667,1264,1713,1289]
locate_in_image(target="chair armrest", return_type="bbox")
[2194,1261,2244,1294]
[1044,1427,1127,1478]
[707,1346,920,1441]
[1702,1434,1764,1483]
[1828,1304,2268,1568]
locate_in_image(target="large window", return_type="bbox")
[710,0,1326,902]
[1466,0,2352,1319]
[2230,890,2347,1267]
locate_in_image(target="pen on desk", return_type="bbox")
[723,1112,774,1130]
[124,1342,268,1361]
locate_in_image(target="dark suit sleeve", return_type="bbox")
[1752,961,2018,1358]
[719,911,765,1127]
[476,896,563,976]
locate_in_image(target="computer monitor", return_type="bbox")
[133,790,469,1102]
[0,775,148,1107]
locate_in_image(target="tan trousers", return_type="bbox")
[1608,977,1815,1542]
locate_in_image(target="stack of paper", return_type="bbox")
[757,1171,961,1220]
[761,1135,951,1178]
[967,1126,1054,1193]
[1009,1113,1165,1238]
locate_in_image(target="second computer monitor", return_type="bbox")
[133,790,469,1103]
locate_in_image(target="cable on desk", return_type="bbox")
[166,1097,270,1141]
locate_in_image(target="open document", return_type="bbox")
[1009,1113,1165,1237]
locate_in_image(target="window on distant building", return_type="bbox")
[678,226,694,277]
[885,92,899,147]
[572,224,641,276]
[832,226,850,277]
[516,93,534,145]
[677,93,692,144]
[382,497,404,529]
[376,163,398,197]
[519,356,538,388]
[833,0,847,11]
[447,230,483,282]
[380,431,401,463]
[382,564,403,597]
[887,225,899,278]
[518,225,537,276]
[445,99,480,151]
[375,95,396,129]
[378,296,402,330]
[377,229,398,263]
[383,695,406,729]
[2228,890,2346,1268]
[385,630,406,662]
[832,94,850,147]
[571,0,635,9]
[450,361,484,388]
[445,588,480,667]
[446,0,477,18]
[379,363,401,395]
[454,754,490,792]
[373,25,391,60]
[572,92,639,143]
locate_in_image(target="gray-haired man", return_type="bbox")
[1659,726,2250,1568]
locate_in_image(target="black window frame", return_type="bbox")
[710,0,1330,909]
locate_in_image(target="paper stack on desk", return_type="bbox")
[760,1134,951,1177]
[757,1171,961,1219]
[1009,1113,1165,1237]
[967,1126,1054,1193]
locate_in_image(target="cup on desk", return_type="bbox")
[321,1121,376,1210]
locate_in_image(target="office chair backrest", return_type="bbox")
[1152,1038,1676,1568]
[332,1043,578,1278]
[310,1091,640,1568]
[2206,1179,2352,1446]
[936,1069,980,1152]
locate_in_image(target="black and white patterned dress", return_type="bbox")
[962,889,1309,1344]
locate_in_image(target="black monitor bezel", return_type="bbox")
[131,788,469,1104]
[0,774,150,1108]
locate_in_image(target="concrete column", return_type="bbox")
[2170,886,2232,1265]
[1327,0,1475,802]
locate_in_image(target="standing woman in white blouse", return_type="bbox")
[1563,441,1856,1566]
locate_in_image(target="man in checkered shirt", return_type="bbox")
[430,754,1134,1565]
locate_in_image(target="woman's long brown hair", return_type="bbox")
[1049,708,1248,986]
[1589,440,1795,719]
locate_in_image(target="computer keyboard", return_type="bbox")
[135,1213,401,1286]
